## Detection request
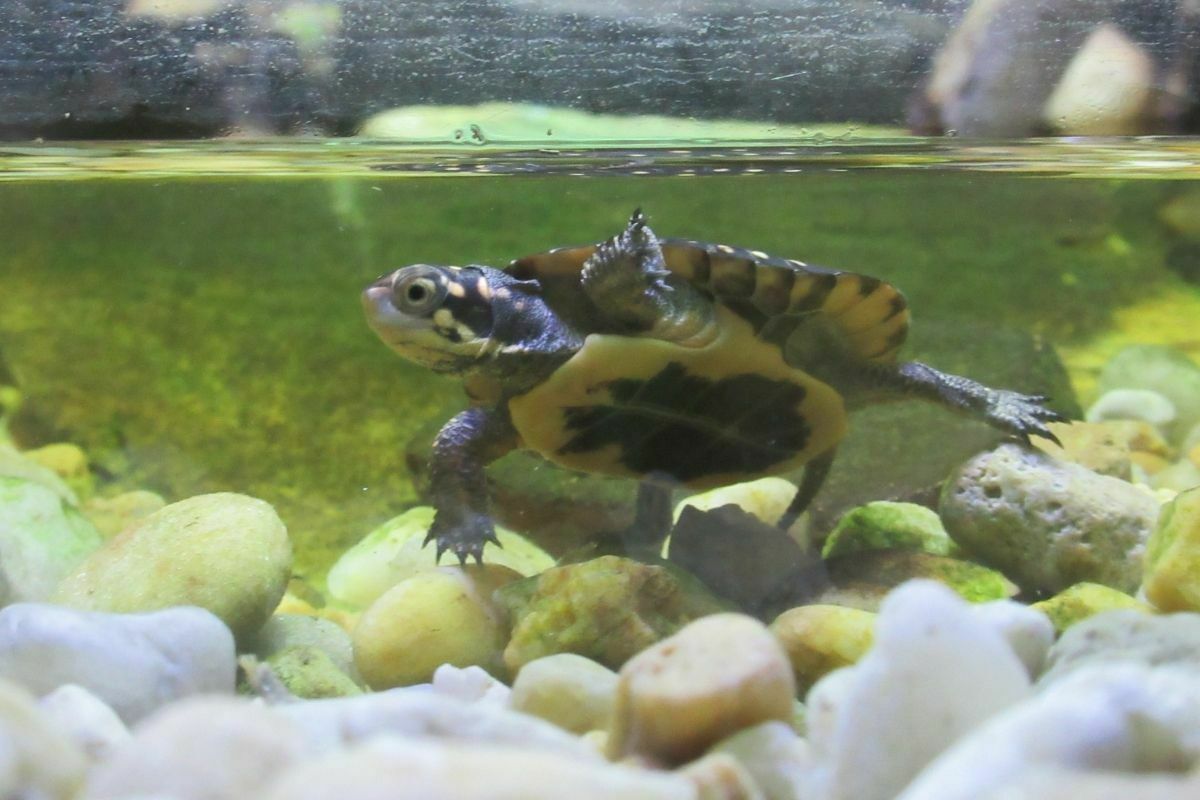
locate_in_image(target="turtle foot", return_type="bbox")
[983,389,1068,446]
[425,510,501,565]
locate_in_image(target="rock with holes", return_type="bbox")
[939,444,1159,594]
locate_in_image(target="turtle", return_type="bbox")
[362,209,1065,563]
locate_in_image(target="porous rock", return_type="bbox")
[352,565,518,688]
[499,556,726,672]
[608,613,795,765]
[509,653,618,734]
[798,580,1030,800]
[54,492,292,640]
[896,663,1200,800]
[0,677,88,800]
[0,603,235,723]
[0,476,103,604]
[821,549,1017,610]
[83,696,307,800]
[266,646,362,699]
[1142,485,1200,612]
[261,736,695,800]
[939,444,1158,594]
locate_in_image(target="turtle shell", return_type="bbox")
[506,305,848,489]
[508,238,911,364]
[503,236,910,488]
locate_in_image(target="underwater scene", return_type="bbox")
[3,139,1200,798]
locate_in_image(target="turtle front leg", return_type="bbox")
[875,361,1068,444]
[582,209,712,340]
[426,406,519,564]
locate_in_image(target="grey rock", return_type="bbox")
[1098,344,1200,446]
[249,613,357,681]
[0,603,236,723]
[939,444,1159,594]
[1038,609,1200,688]
[0,476,102,605]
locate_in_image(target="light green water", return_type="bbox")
[1,139,1198,581]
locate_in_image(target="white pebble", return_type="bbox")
[0,603,235,723]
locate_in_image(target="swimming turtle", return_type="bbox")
[363,209,1064,563]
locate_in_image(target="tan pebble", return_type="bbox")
[770,605,876,692]
[1143,487,1200,612]
[509,653,618,734]
[679,752,765,800]
[352,565,519,688]
[1130,451,1171,476]
[1189,443,1200,469]
[608,613,795,765]
[24,443,88,481]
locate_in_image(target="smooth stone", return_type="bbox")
[38,684,130,762]
[674,477,808,540]
[1031,582,1151,635]
[431,663,511,708]
[352,565,519,688]
[249,613,357,680]
[0,444,77,504]
[326,506,554,610]
[266,646,362,699]
[970,600,1055,678]
[0,603,235,723]
[1033,419,1172,481]
[261,736,696,800]
[712,722,812,800]
[1098,344,1200,445]
[83,696,307,800]
[608,613,795,765]
[770,605,876,693]
[939,444,1158,594]
[0,476,103,603]
[54,492,293,640]
[277,690,599,759]
[23,442,93,501]
[1148,459,1200,493]
[822,549,1017,609]
[1085,388,1176,429]
[1143,486,1200,611]
[1038,609,1200,688]
[81,490,166,539]
[668,505,822,617]
[678,752,764,800]
[822,501,952,559]
[509,653,618,734]
[0,677,88,800]
[799,581,1030,800]
[971,765,1200,800]
[896,663,1200,800]
[499,556,726,673]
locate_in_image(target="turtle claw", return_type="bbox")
[983,389,1068,446]
[426,511,498,565]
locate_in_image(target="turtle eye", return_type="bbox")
[394,275,445,315]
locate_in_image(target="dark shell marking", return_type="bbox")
[557,362,813,482]
[508,238,910,364]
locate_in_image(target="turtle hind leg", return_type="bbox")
[778,447,837,532]
[870,361,1068,445]
[582,209,712,340]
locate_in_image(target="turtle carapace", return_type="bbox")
[363,209,1064,563]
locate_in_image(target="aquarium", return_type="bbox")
[2,2,1200,799]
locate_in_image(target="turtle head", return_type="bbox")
[362,264,499,373]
